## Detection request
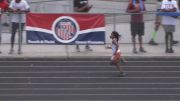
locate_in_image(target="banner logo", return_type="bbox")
[52,16,79,43]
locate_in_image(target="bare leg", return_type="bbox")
[139,35,146,52]
[139,35,142,48]
[132,36,137,53]
[115,63,124,76]
[76,45,80,52]
[85,44,93,51]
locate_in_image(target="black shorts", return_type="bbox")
[130,22,144,36]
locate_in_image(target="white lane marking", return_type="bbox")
[0,71,180,73]
[0,94,179,96]
[0,77,180,78]
[0,61,179,63]
[0,88,179,90]
[0,83,180,85]
[0,66,179,67]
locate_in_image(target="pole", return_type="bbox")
[68,0,73,13]
[18,13,22,54]
[113,13,116,31]
[65,45,69,59]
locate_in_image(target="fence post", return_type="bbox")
[65,45,70,59]
[113,13,116,31]
[18,13,22,54]
[9,12,12,53]
[68,0,73,13]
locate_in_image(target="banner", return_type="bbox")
[26,13,105,44]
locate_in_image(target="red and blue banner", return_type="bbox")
[26,13,105,44]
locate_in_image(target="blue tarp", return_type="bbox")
[157,12,180,16]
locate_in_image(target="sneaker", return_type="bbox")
[18,51,22,55]
[133,48,138,54]
[105,45,111,49]
[165,49,169,53]
[85,46,93,51]
[76,48,80,52]
[2,23,9,27]
[149,39,158,45]
[169,49,174,53]
[119,72,126,77]
[86,48,93,51]
[9,49,14,54]
[76,45,80,52]
[139,47,146,53]
[173,40,179,45]
[166,49,174,53]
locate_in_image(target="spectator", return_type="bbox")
[0,0,9,54]
[9,0,30,54]
[0,0,9,27]
[73,0,93,52]
[0,0,9,12]
[126,0,146,54]
[149,0,162,45]
[161,0,178,53]
[149,0,179,45]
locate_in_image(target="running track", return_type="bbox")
[0,58,180,100]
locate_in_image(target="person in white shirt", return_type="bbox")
[8,0,30,54]
[161,0,178,53]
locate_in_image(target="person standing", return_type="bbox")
[0,0,9,54]
[161,0,178,53]
[0,0,9,12]
[149,0,179,45]
[8,0,30,54]
[73,0,93,52]
[127,0,146,54]
[149,0,162,45]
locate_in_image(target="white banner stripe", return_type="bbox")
[26,26,105,35]
[26,27,53,34]
[78,27,105,35]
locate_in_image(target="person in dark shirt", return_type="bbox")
[73,0,93,52]
[126,0,146,54]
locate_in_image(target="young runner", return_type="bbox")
[110,31,126,77]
